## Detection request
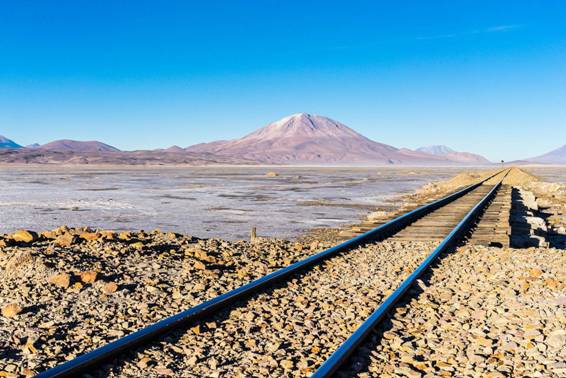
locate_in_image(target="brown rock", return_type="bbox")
[79,232,100,241]
[102,282,118,294]
[131,242,144,250]
[70,282,83,292]
[193,248,215,263]
[80,270,98,284]
[165,232,178,240]
[5,251,33,270]
[40,230,58,239]
[544,278,560,289]
[528,268,543,278]
[2,303,22,318]
[48,273,71,289]
[280,360,294,370]
[100,230,115,240]
[191,325,201,334]
[118,231,132,241]
[55,233,77,247]
[10,230,38,243]
[193,260,207,270]
[154,367,174,376]
[137,357,152,368]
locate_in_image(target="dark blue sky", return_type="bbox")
[1,1,565,160]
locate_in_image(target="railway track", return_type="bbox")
[36,169,510,377]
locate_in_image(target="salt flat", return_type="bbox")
[0,166,465,240]
[1,166,563,240]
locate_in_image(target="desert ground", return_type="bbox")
[0,167,564,377]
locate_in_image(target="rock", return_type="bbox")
[396,366,422,378]
[102,282,118,294]
[10,230,38,243]
[55,233,77,247]
[131,242,144,250]
[80,271,98,284]
[5,250,33,270]
[71,282,84,292]
[280,360,294,370]
[544,278,560,289]
[193,248,215,263]
[48,273,71,289]
[79,232,101,241]
[546,330,566,349]
[100,230,115,240]
[2,303,22,318]
[528,268,543,278]
[137,357,152,368]
[118,231,132,241]
[154,367,174,376]
[191,325,201,335]
[193,260,207,270]
[265,171,279,177]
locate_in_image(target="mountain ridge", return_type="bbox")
[39,139,121,153]
[523,145,566,164]
[0,114,498,165]
[417,145,490,163]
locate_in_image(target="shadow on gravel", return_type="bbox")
[510,188,565,249]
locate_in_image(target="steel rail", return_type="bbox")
[35,170,505,377]
[312,170,509,377]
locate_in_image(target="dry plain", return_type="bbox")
[0,167,564,377]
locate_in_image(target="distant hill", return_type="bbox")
[524,145,566,164]
[417,145,490,164]
[0,148,253,165]
[187,113,486,165]
[0,135,22,149]
[39,140,121,153]
[0,115,495,165]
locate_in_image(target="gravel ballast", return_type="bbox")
[343,245,565,378]
[101,241,438,377]
[0,229,327,376]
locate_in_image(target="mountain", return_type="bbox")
[162,145,186,153]
[417,145,490,163]
[187,113,407,164]
[25,143,41,149]
[417,145,456,156]
[0,135,22,149]
[39,140,121,153]
[0,114,494,166]
[187,113,488,165]
[524,145,566,164]
[0,148,253,165]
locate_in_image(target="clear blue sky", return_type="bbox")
[1,1,565,161]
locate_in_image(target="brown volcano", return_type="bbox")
[187,113,434,164]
